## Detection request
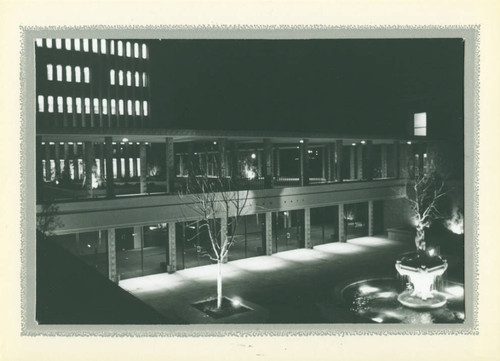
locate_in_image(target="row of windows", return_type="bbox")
[46,64,90,83]
[36,39,148,59]
[110,70,148,87]
[37,95,148,116]
[42,158,143,181]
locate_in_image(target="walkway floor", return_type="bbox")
[119,236,415,323]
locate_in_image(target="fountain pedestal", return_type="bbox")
[395,251,448,309]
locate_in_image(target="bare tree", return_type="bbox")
[405,170,448,251]
[179,170,250,310]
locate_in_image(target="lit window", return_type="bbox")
[56,65,63,81]
[142,44,147,59]
[110,99,116,115]
[110,40,115,55]
[46,39,53,48]
[65,66,72,82]
[120,158,126,178]
[135,100,141,115]
[143,101,148,116]
[117,41,123,56]
[100,39,107,54]
[134,43,139,58]
[127,100,132,115]
[102,99,108,115]
[126,42,131,57]
[66,97,73,113]
[84,98,91,114]
[36,39,43,47]
[142,72,147,87]
[134,72,140,87]
[129,159,134,177]
[93,98,99,114]
[414,112,427,136]
[110,69,115,85]
[118,70,123,86]
[119,99,124,115]
[74,39,81,51]
[126,71,132,86]
[112,159,117,179]
[83,67,90,83]
[92,39,98,53]
[55,39,62,49]
[57,96,63,113]
[82,39,89,52]
[75,98,82,113]
[75,66,81,83]
[65,39,72,50]
[137,158,141,176]
[47,96,54,113]
[46,64,53,81]
[37,95,44,112]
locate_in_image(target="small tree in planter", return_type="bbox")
[179,168,250,311]
[405,170,448,251]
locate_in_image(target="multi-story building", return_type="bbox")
[35,38,464,284]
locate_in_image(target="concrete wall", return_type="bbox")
[38,179,406,235]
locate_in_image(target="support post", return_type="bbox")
[299,139,310,186]
[325,143,333,182]
[104,137,115,198]
[304,208,312,249]
[265,212,273,255]
[381,144,388,178]
[338,204,346,242]
[165,137,175,193]
[54,143,61,180]
[217,138,227,178]
[365,140,374,181]
[349,146,356,180]
[84,141,94,198]
[368,200,374,236]
[275,146,281,179]
[335,140,343,182]
[356,144,364,180]
[167,222,176,273]
[107,229,118,283]
[264,138,274,188]
[139,144,148,194]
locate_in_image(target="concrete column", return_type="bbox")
[230,142,239,178]
[365,140,374,181]
[393,141,400,179]
[84,142,94,198]
[167,222,176,273]
[338,204,346,242]
[275,147,281,178]
[356,145,363,180]
[139,144,148,194]
[178,154,184,176]
[116,144,122,180]
[99,143,105,180]
[165,137,175,193]
[325,143,333,182]
[44,143,51,181]
[133,226,143,249]
[64,143,70,180]
[220,216,228,263]
[399,143,409,179]
[368,200,374,236]
[73,143,80,181]
[299,139,310,186]
[381,144,388,178]
[265,212,273,255]
[54,143,61,180]
[104,137,115,198]
[264,139,274,188]
[107,229,118,283]
[349,146,356,180]
[335,140,343,182]
[217,138,227,178]
[304,208,312,249]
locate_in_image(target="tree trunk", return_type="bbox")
[217,259,222,309]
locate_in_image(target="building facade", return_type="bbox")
[35,38,464,283]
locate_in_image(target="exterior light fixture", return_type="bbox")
[361,140,366,144]
[59,142,65,145]
[77,142,82,145]
[251,153,256,159]
[352,143,356,146]
[112,142,117,145]
[129,142,133,145]
[145,142,149,145]
[49,142,55,145]
[41,142,45,145]
[407,141,412,145]
[68,142,74,145]
[299,139,304,144]
[136,142,140,145]
[194,152,198,155]
[122,137,129,142]
[213,141,217,145]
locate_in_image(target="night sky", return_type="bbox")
[149,38,464,138]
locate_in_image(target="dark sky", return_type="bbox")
[149,38,464,138]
